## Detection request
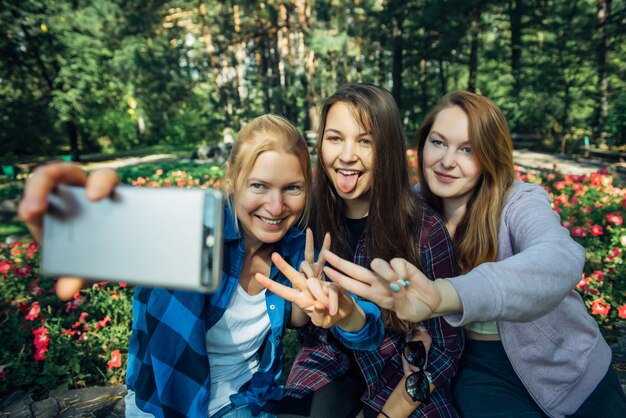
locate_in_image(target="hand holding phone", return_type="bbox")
[41,184,224,292]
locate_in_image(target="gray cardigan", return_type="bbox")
[445,181,611,418]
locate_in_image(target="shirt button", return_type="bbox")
[269,304,276,310]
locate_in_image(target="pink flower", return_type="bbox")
[591,299,610,317]
[572,227,587,238]
[155,169,163,176]
[589,225,603,237]
[605,212,623,226]
[28,279,43,296]
[108,349,122,370]
[15,266,32,277]
[118,282,127,288]
[25,302,41,321]
[65,292,84,313]
[0,260,13,275]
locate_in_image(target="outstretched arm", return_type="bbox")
[324,249,462,323]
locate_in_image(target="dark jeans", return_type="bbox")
[453,339,626,418]
[278,356,379,418]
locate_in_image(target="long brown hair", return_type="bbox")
[316,83,424,332]
[227,114,312,229]
[416,91,516,273]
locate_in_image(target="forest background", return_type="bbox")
[2,0,626,162]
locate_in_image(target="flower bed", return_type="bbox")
[517,166,626,325]
[1,160,624,397]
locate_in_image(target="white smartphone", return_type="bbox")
[41,184,224,292]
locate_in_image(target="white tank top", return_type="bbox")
[205,285,270,416]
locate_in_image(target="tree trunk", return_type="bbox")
[391,10,404,107]
[467,3,481,93]
[593,0,611,142]
[67,120,81,162]
[509,0,523,98]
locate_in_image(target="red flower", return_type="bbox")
[32,326,50,360]
[61,329,77,336]
[591,299,611,317]
[618,305,626,319]
[572,227,587,238]
[72,312,89,328]
[607,247,622,261]
[108,349,122,370]
[34,346,49,361]
[0,260,13,275]
[15,266,32,278]
[25,302,41,321]
[605,212,623,226]
[118,282,127,288]
[27,241,39,257]
[97,315,111,329]
[589,225,603,237]
[590,271,604,282]
[576,274,590,291]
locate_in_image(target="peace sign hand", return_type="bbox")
[255,252,364,330]
[302,228,331,279]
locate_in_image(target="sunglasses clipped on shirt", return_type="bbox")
[403,340,432,404]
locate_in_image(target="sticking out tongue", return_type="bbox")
[337,171,359,193]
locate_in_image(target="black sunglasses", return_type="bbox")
[403,341,431,404]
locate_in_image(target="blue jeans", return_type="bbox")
[211,403,276,418]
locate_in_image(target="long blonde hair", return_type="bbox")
[226,114,312,228]
[416,91,516,273]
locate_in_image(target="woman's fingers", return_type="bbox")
[323,266,371,299]
[85,168,119,200]
[300,260,315,279]
[271,253,306,289]
[304,228,315,265]
[55,277,86,301]
[328,283,339,316]
[254,273,300,301]
[307,278,329,309]
[19,163,88,241]
[324,250,376,284]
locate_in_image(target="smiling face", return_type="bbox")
[320,102,374,218]
[422,105,483,206]
[234,150,306,249]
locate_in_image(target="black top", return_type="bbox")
[345,216,368,255]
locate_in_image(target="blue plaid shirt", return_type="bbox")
[126,205,383,418]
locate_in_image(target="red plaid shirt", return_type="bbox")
[284,206,463,417]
